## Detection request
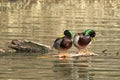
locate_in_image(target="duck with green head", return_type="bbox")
[53,30,73,57]
[73,29,96,55]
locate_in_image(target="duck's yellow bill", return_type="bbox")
[92,38,95,41]
[59,34,65,38]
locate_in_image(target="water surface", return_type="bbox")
[0,54,120,80]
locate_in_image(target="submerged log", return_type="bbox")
[8,39,52,54]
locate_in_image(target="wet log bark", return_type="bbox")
[8,39,52,54]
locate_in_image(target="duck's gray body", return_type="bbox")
[53,38,62,50]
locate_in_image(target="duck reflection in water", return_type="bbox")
[53,57,95,80]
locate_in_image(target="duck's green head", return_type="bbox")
[64,30,74,38]
[84,29,96,38]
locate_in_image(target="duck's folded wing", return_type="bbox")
[53,38,62,50]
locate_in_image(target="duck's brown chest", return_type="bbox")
[60,38,72,49]
[78,36,91,46]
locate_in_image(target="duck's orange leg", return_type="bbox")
[77,48,82,54]
[58,51,70,58]
[78,50,83,54]
[64,51,70,58]
[58,51,64,58]
[85,47,90,55]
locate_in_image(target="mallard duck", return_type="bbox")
[53,30,73,57]
[73,29,96,55]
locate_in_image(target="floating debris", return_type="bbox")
[102,49,107,56]
[116,51,119,56]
